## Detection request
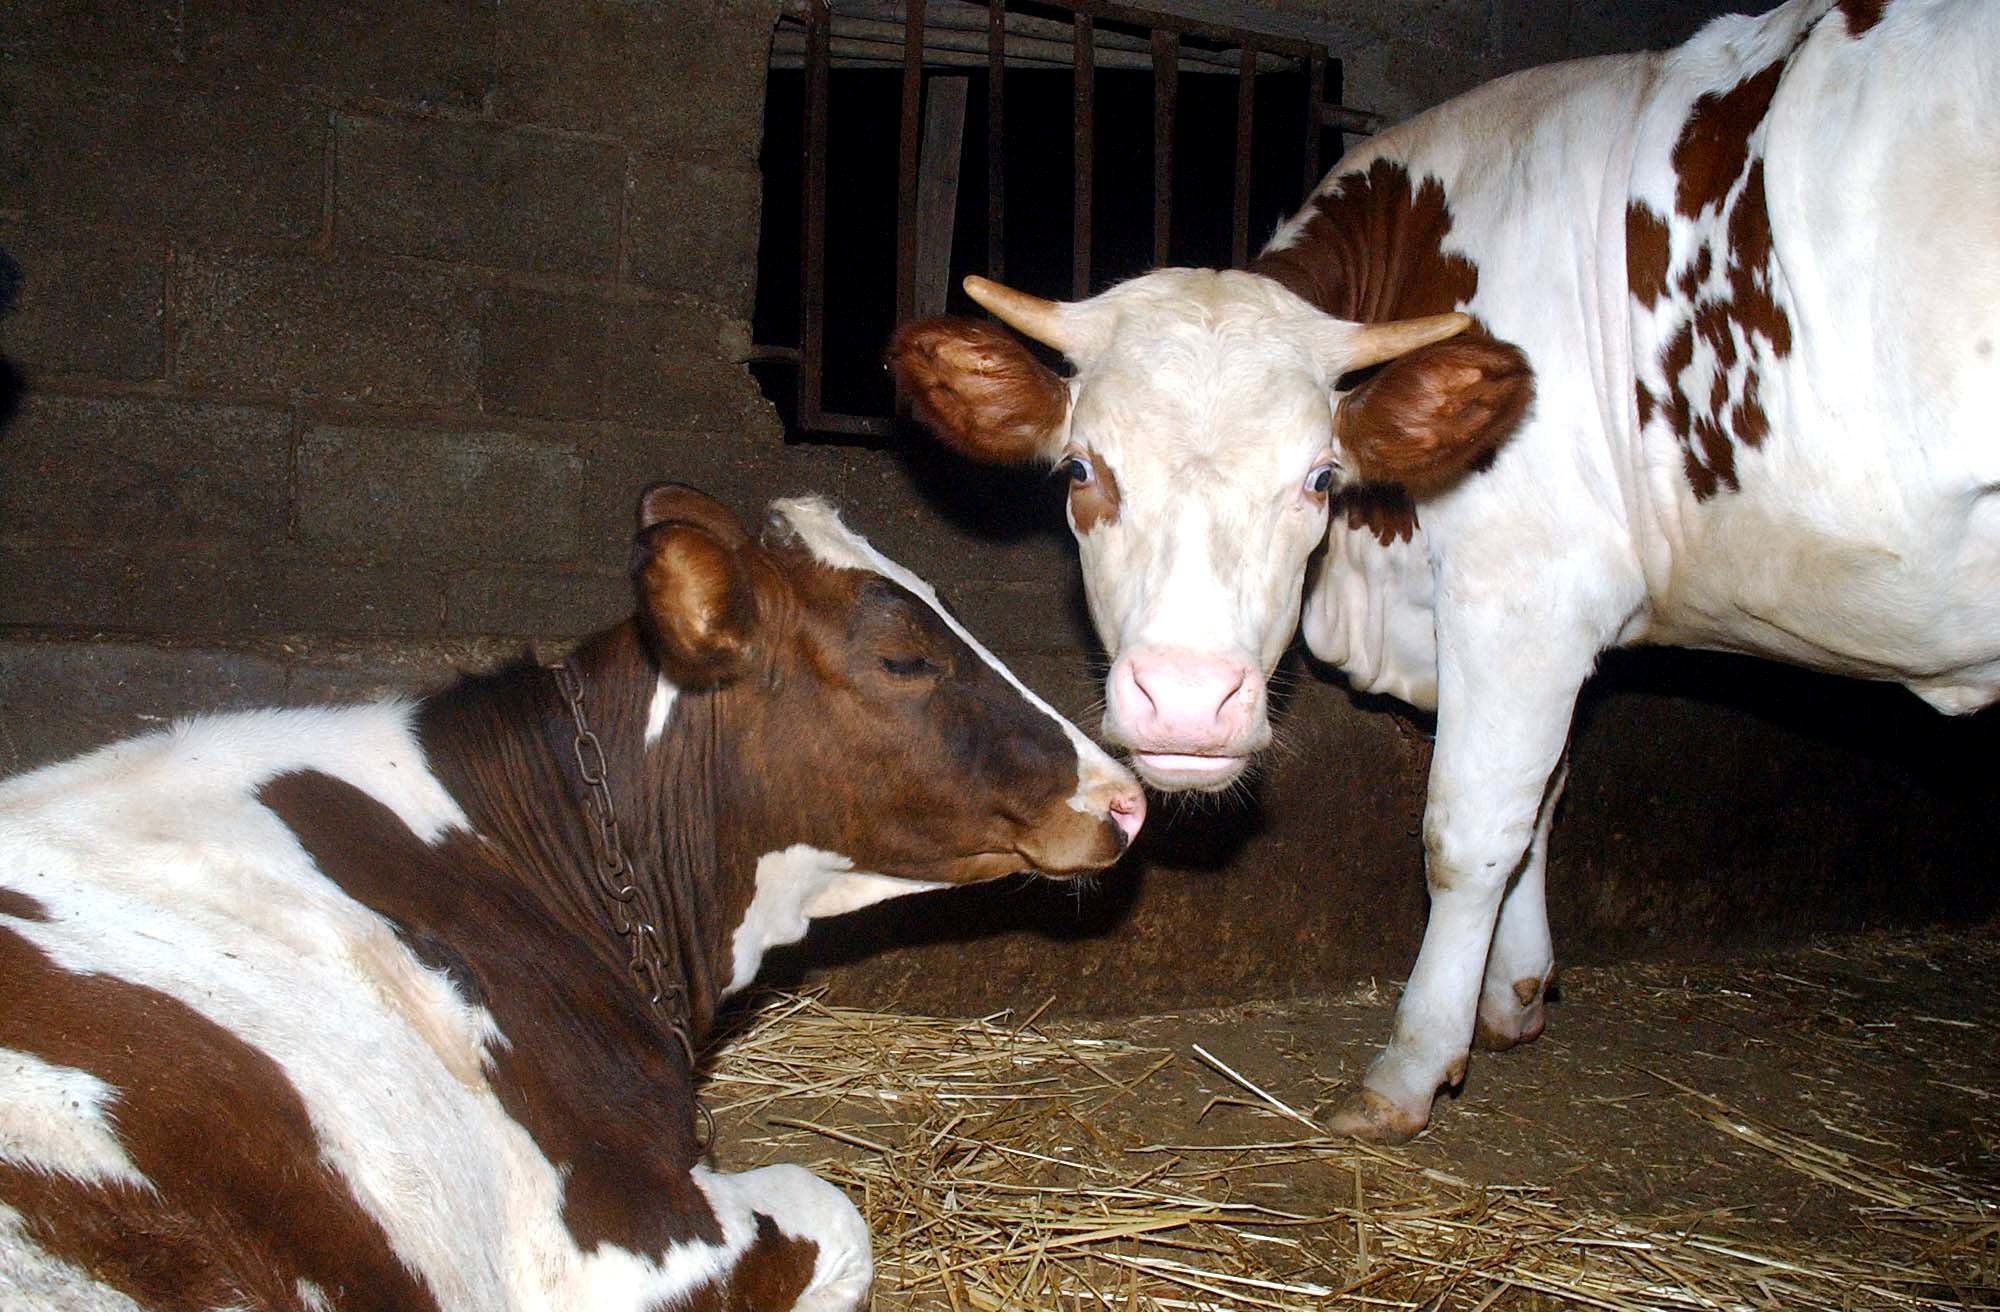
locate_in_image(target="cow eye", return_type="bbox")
[880,653,937,678]
[1304,462,1336,495]
[1059,453,1094,486]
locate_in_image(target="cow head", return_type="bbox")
[634,483,1144,884]
[890,270,1532,792]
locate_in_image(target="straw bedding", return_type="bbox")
[704,923,2000,1311]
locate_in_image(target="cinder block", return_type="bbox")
[1488,0,1573,72]
[0,63,323,242]
[282,637,540,707]
[576,424,789,561]
[444,565,629,638]
[1340,36,1486,127]
[479,288,608,419]
[0,542,294,634]
[626,157,761,313]
[0,1,181,63]
[184,0,496,110]
[0,543,144,631]
[760,438,1083,588]
[602,301,776,430]
[336,115,621,278]
[0,641,291,778]
[0,393,289,543]
[494,0,777,153]
[298,424,582,564]
[1570,0,1699,56]
[174,249,480,406]
[276,555,448,635]
[0,222,166,380]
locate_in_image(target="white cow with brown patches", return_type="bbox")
[0,484,1143,1308]
[893,0,2000,1142]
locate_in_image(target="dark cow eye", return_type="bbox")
[1305,462,1336,495]
[1059,453,1094,486]
[880,653,937,678]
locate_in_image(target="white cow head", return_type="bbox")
[891,269,1531,792]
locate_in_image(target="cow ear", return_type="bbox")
[887,316,1071,465]
[632,484,760,688]
[1333,337,1534,494]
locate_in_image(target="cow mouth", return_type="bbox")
[1130,751,1251,791]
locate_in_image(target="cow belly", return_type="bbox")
[1647,479,2000,708]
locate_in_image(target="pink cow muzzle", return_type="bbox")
[1106,648,1267,791]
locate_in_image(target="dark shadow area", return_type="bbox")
[1556,646,2000,965]
[0,246,23,434]
[891,425,1067,545]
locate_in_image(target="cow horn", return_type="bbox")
[1341,312,1474,371]
[963,275,1076,355]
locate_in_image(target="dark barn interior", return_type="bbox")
[1,0,1995,1306]
[2,0,1988,1012]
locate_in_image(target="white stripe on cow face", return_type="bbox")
[769,495,1132,817]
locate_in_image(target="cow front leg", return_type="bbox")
[1329,612,1595,1144]
[669,1164,873,1311]
[1474,756,1567,1052]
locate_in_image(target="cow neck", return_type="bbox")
[415,623,727,1045]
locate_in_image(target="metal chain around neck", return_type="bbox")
[549,659,699,1077]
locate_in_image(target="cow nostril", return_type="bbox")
[1107,788,1146,847]
[1115,658,1159,718]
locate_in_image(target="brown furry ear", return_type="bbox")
[635,482,748,546]
[1334,337,1534,494]
[887,317,1070,465]
[632,487,759,688]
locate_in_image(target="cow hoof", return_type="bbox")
[1326,1088,1427,1144]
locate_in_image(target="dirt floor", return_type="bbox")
[704,921,2000,1310]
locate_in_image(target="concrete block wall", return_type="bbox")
[0,0,784,648]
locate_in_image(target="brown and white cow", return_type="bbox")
[892,0,2000,1142]
[0,483,1143,1309]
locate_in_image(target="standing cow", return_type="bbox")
[0,484,1143,1308]
[891,0,2000,1142]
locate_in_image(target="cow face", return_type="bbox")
[890,269,1530,792]
[634,484,1143,884]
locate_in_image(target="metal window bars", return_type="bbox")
[770,0,1380,438]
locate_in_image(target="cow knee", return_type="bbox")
[726,1164,872,1311]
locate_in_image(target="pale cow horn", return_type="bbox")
[963,275,1076,355]
[1341,312,1475,371]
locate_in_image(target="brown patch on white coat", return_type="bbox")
[1630,55,1797,500]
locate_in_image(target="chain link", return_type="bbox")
[550,660,699,1081]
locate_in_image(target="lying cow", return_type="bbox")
[891,0,1999,1142]
[0,483,1144,1309]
